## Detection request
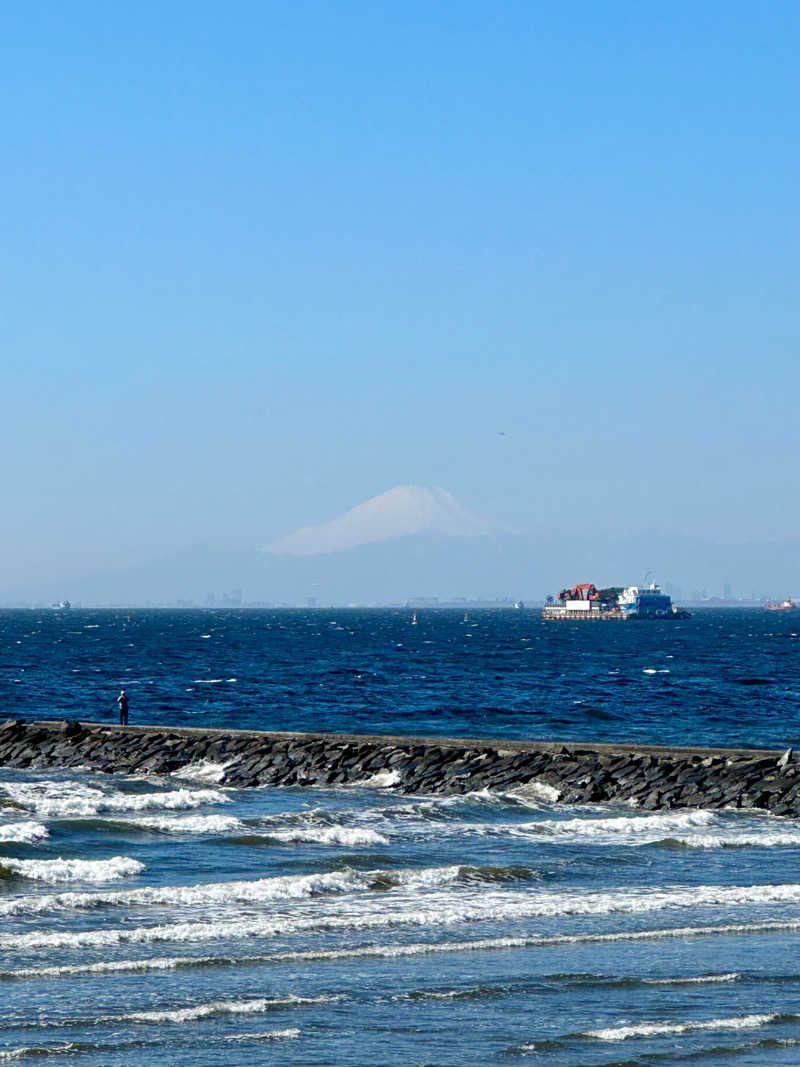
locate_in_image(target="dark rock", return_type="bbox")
[759,777,796,795]
[8,721,800,821]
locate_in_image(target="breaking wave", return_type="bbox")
[355,770,402,789]
[170,761,230,784]
[531,809,716,834]
[0,781,230,817]
[584,1012,781,1041]
[502,780,561,804]
[264,826,389,847]
[4,921,800,981]
[123,814,243,835]
[0,1047,76,1062]
[224,1028,299,1042]
[0,856,144,883]
[5,877,800,949]
[116,994,332,1025]
[0,863,465,918]
[0,822,49,844]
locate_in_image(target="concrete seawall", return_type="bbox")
[2,719,799,815]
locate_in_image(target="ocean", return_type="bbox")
[2,607,800,1065]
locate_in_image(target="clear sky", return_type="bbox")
[3,2,799,595]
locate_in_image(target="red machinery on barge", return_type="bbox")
[543,582,690,620]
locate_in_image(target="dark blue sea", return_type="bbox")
[2,608,800,1065]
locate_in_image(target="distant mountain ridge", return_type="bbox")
[265,485,491,557]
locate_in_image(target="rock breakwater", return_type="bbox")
[1,719,799,815]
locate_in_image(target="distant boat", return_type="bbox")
[543,581,690,620]
[765,599,796,611]
[51,600,71,611]
[411,612,418,625]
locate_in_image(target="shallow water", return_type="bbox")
[2,608,800,1064]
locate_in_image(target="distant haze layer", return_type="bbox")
[265,485,491,557]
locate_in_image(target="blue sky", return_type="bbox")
[3,2,799,593]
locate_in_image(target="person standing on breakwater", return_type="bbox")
[117,689,129,725]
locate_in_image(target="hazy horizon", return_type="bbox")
[3,483,798,607]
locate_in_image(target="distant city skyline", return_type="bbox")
[3,3,799,601]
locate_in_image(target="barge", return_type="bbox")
[542,582,690,620]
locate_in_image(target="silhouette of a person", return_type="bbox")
[117,689,129,725]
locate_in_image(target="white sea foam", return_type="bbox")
[0,863,463,917]
[0,1049,75,1063]
[3,922,799,981]
[332,806,751,850]
[554,809,716,833]
[585,1012,778,1041]
[445,787,503,806]
[126,814,243,835]
[503,780,561,804]
[3,956,218,979]
[645,972,741,985]
[89,787,230,813]
[0,821,49,844]
[0,780,230,817]
[378,795,468,821]
[518,810,716,841]
[6,878,800,950]
[671,826,800,849]
[397,987,485,1001]
[118,994,329,1024]
[170,761,230,784]
[388,783,561,817]
[267,826,389,847]
[193,678,225,684]
[1,856,144,883]
[258,923,800,963]
[285,879,800,936]
[357,770,402,789]
[224,1028,299,1042]
[510,810,800,850]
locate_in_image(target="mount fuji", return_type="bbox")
[265,485,491,557]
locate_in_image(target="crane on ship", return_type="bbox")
[557,583,599,602]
